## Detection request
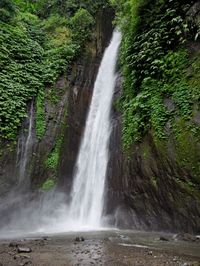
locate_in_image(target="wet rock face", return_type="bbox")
[105,79,200,234]
[0,145,17,196]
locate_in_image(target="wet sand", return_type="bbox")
[0,230,199,266]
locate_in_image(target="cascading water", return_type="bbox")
[16,100,34,185]
[67,30,121,229]
[0,100,35,237]
[0,31,121,239]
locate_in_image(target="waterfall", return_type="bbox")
[67,30,121,229]
[0,31,121,237]
[16,100,34,186]
[0,32,121,238]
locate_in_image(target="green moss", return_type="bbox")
[174,118,200,184]
[142,142,150,160]
[175,178,200,200]
[45,107,67,170]
[41,178,56,191]
[45,141,60,170]
[153,132,168,158]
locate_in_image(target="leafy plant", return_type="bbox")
[0,0,103,141]
[112,0,199,150]
[69,8,95,46]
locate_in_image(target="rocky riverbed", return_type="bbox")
[0,230,199,266]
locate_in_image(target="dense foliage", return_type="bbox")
[0,0,16,22]
[111,0,200,150]
[0,0,108,140]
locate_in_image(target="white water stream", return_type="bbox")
[16,100,34,185]
[67,30,121,229]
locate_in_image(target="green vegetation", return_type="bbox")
[0,0,16,22]
[45,108,67,170]
[41,178,56,191]
[174,119,200,183]
[0,23,43,139]
[70,8,94,46]
[45,138,62,169]
[0,0,109,141]
[111,0,200,150]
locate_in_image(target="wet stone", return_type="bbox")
[147,251,153,256]
[18,247,32,253]
[9,242,19,248]
[75,236,85,242]
[160,236,170,241]
[42,236,50,241]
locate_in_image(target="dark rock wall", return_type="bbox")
[0,144,17,197]
[31,76,69,188]
[106,75,200,234]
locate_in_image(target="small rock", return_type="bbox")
[42,236,50,241]
[75,236,85,242]
[9,242,19,248]
[196,235,200,240]
[173,256,178,262]
[18,247,32,253]
[181,263,190,266]
[147,251,153,256]
[159,236,169,241]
